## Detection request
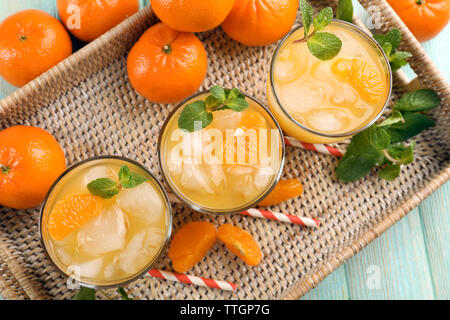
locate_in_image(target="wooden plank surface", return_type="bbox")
[0,0,448,300]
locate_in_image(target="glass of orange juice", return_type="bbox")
[268,20,392,144]
[158,91,285,215]
[39,156,172,289]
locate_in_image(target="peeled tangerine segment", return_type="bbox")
[116,182,163,224]
[77,204,128,256]
[331,58,385,104]
[48,194,104,241]
[68,258,103,279]
[118,230,161,275]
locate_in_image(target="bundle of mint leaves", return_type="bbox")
[336,89,440,182]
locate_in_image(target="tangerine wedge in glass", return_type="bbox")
[158,91,285,215]
[39,156,172,289]
[267,20,392,144]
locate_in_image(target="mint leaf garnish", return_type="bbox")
[379,164,401,181]
[299,0,314,36]
[73,286,96,300]
[119,165,148,189]
[336,0,353,22]
[394,89,440,112]
[87,178,120,199]
[307,32,342,61]
[379,110,404,127]
[178,86,249,132]
[87,165,149,199]
[385,112,435,143]
[178,100,213,132]
[313,7,333,32]
[210,85,226,103]
[336,88,439,182]
[384,142,415,165]
[296,1,342,61]
[375,28,411,72]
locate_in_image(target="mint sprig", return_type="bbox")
[178,85,249,132]
[87,165,148,199]
[375,29,412,72]
[295,0,342,61]
[336,88,440,182]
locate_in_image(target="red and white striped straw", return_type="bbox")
[284,136,345,157]
[168,194,319,228]
[148,269,237,291]
[240,208,320,228]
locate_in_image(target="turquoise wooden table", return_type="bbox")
[0,0,448,300]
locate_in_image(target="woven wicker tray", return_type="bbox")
[0,0,448,300]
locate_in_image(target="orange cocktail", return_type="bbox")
[268,20,392,144]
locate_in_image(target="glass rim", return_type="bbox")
[157,90,286,216]
[269,19,393,138]
[38,155,173,290]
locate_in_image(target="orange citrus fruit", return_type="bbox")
[168,221,217,273]
[217,224,262,266]
[127,22,208,104]
[221,0,299,46]
[258,179,303,206]
[48,194,104,241]
[57,0,139,42]
[386,0,450,42]
[331,58,385,104]
[0,126,67,210]
[152,0,235,32]
[0,9,72,87]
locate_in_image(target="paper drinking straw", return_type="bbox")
[240,208,320,228]
[284,136,345,157]
[148,269,237,291]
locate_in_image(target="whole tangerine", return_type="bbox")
[0,9,72,87]
[57,0,139,42]
[127,22,208,104]
[0,126,67,210]
[386,0,450,42]
[221,0,299,46]
[152,0,235,32]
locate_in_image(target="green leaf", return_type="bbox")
[374,33,386,46]
[313,7,333,32]
[225,88,241,101]
[118,165,148,189]
[379,163,401,181]
[385,142,415,165]
[379,110,404,127]
[389,50,412,63]
[210,85,226,103]
[118,287,132,300]
[336,125,390,182]
[390,58,409,72]
[394,89,440,112]
[299,0,314,36]
[178,100,213,132]
[205,95,222,108]
[226,97,249,112]
[336,0,353,22]
[382,42,392,57]
[385,112,435,143]
[307,32,342,60]
[87,178,120,199]
[384,29,402,51]
[363,125,391,150]
[73,286,96,300]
